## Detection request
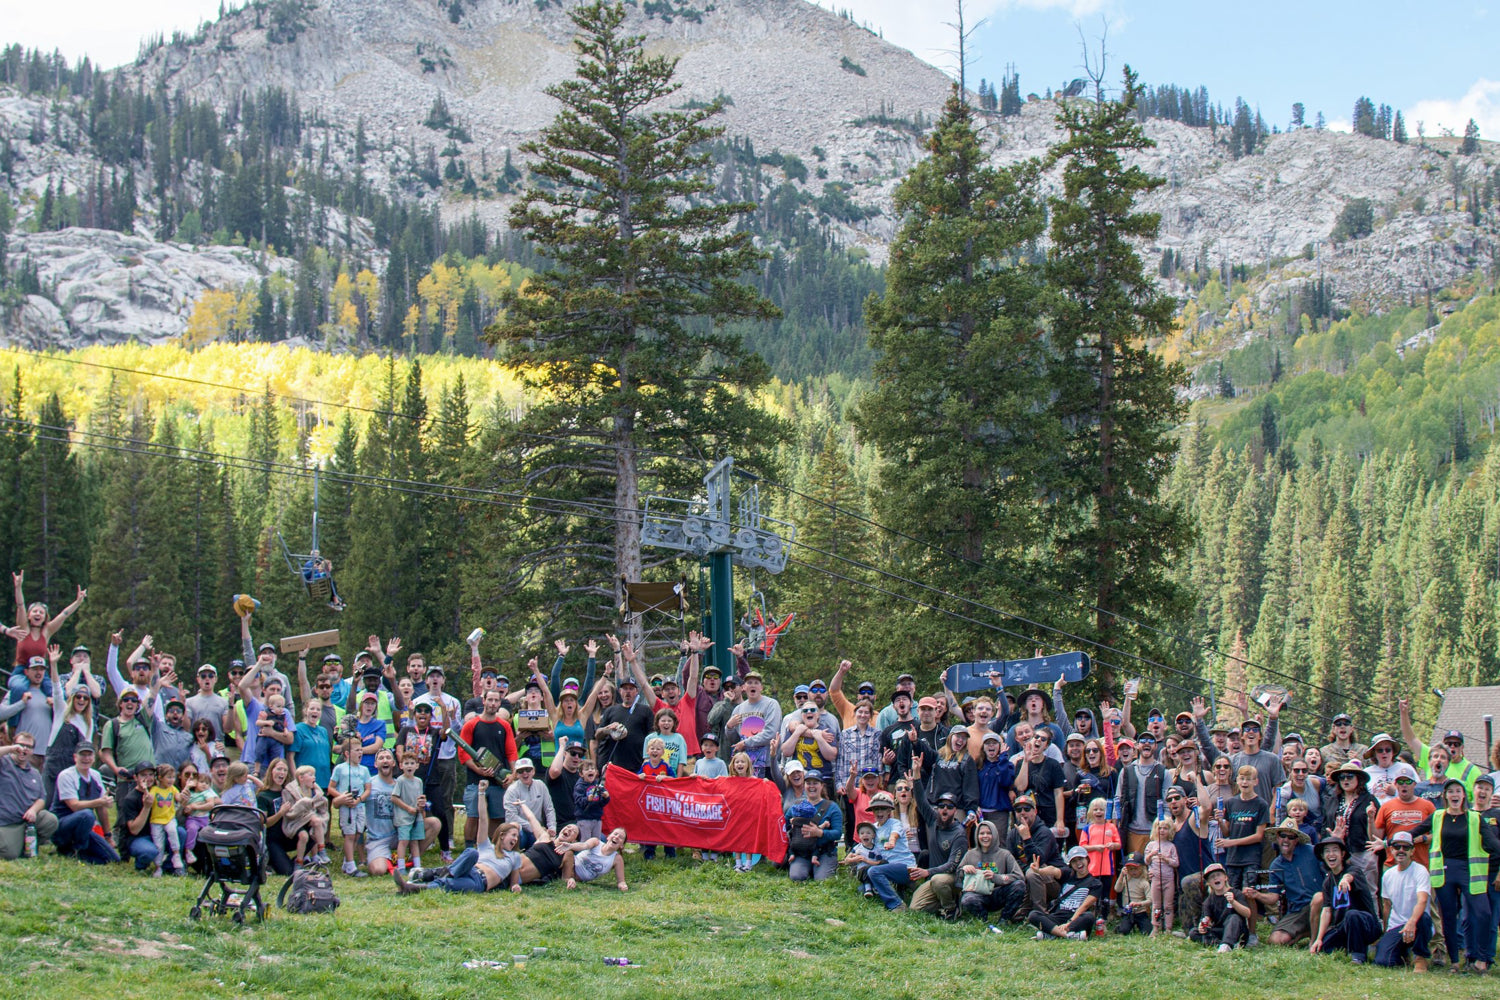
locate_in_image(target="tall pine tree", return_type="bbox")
[854,86,1051,662]
[486,1,782,638]
[1043,67,1191,691]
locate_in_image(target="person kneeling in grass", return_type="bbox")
[1027,847,1102,939]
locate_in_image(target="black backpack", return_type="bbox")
[278,867,340,914]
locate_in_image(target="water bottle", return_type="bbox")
[24,822,37,857]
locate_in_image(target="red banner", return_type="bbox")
[600,764,789,864]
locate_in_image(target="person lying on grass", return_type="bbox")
[565,825,630,892]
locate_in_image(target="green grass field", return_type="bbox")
[3,851,1495,999]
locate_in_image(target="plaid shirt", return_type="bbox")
[839,724,883,782]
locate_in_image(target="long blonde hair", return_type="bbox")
[729,752,753,777]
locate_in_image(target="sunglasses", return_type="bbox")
[1165,795,1184,802]
[1014,804,1035,812]
[1085,748,1101,754]
[1444,742,1463,748]
[808,686,826,693]
[1292,767,1308,774]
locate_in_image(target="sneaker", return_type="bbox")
[440,851,454,864]
[1246,933,1259,948]
[1070,931,1088,941]
[1034,931,1048,941]
[184,849,196,865]
[342,861,358,876]
[152,866,163,878]
[1217,943,1233,954]
[1350,954,1366,965]
[352,867,370,878]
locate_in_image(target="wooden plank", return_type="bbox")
[279,630,341,654]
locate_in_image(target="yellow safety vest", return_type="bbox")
[1427,810,1487,894]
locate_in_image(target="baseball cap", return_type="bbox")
[868,791,895,810]
[513,758,536,771]
[494,674,510,686]
[619,675,638,687]
[918,696,940,710]
[1240,720,1262,731]
[360,691,379,702]
[118,690,140,703]
[70,644,90,656]
[413,702,434,714]
[794,684,811,696]
[700,733,720,745]
[1390,831,1415,846]
[198,664,218,677]
[564,742,586,755]
[783,759,806,775]
[1065,732,1085,744]
[26,655,45,668]
[1332,713,1353,725]
[1175,711,1193,722]
[73,743,95,756]
[1393,773,1416,784]
[981,731,1001,743]
[701,665,722,677]
[164,699,185,711]
[1146,707,1165,720]
[742,671,764,683]
[323,653,343,663]
[1282,732,1304,744]
[857,681,875,694]
[1064,846,1089,864]
[257,642,277,654]
[1443,730,1465,744]
[935,792,960,806]
[1123,851,1145,867]
[896,673,915,684]
[426,664,446,677]
[479,666,498,678]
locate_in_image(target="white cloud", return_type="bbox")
[811,0,1115,73]
[0,0,224,69]
[1406,79,1500,141]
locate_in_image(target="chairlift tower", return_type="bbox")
[641,457,794,677]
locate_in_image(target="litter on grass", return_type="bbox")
[462,960,508,970]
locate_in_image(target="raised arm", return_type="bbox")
[239,613,256,667]
[548,639,568,701]
[533,658,557,716]
[623,642,653,701]
[11,570,23,627]
[48,645,69,728]
[1398,698,1418,756]
[580,639,598,698]
[44,585,86,637]
[296,652,313,705]
[105,631,128,695]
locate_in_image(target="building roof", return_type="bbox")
[1431,685,1500,765]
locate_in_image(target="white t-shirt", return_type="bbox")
[1364,761,1420,803]
[1380,860,1430,930]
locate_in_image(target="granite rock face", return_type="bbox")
[1,0,1495,347]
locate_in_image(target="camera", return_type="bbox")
[1250,869,1281,892]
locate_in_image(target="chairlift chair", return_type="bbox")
[740,588,794,663]
[619,577,689,665]
[275,469,340,608]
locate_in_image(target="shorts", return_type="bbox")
[365,835,396,863]
[338,806,367,837]
[1271,904,1312,941]
[462,780,506,818]
[1226,863,1255,892]
[396,818,425,842]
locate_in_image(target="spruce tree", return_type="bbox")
[1461,118,1480,154]
[15,393,89,639]
[486,1,781,636]
[1042,67,1191,690]
[853,86,1051,661]
[776,428,875,665]
[0,373,31,578]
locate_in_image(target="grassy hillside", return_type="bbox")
[1,854,1486,1000]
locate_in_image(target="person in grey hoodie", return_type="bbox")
[1052,677,1098,740]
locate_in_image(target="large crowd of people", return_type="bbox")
[3,573,1500,973]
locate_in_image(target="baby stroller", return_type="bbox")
[190,805,267,924]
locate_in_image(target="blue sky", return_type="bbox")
[1,1,1494,137]
[814,0,1498,137]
